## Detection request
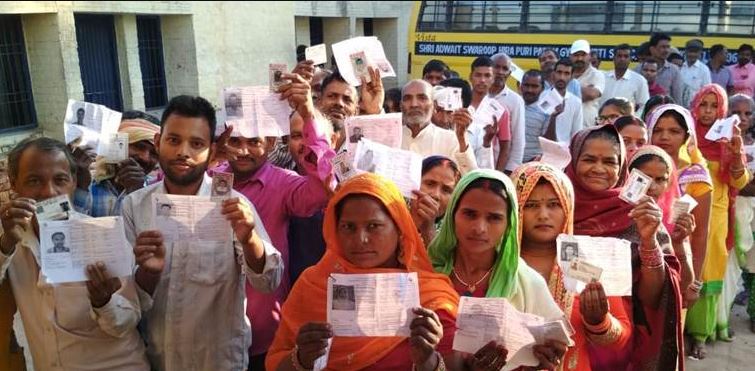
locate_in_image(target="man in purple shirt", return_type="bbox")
[213,71,335,369]
[708,44,733,92]
[730,44,755,98]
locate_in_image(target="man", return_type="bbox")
[349,126,363,143]
[123,95,283,370]
[48,232,69,253]
[317,68,383,152]
[729,44,755,98]
[590,50,601,69]
[213,72,332,368]
[0,137,149,370]
[642,59,666,97]
[431,78,472,130]
[571,40,605,127]
[422,59,449,86]
[225,92,243,118]
[401,79,478,174]
[668,48,684,68]
[708,44,733,92]
[635,33,684,103]
[636,42,651,64]
[520,70,551,162]
[539,49,582,98]
[544,59,583,144]
[490,53,526,172]
[602,43,650,113]
[73,107,85,126]
[681,39,711,107]
[466,56,500,170]
[74,116,160,217]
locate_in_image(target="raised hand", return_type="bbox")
[0,198,36,253]
[409,307,444,368]
[279,72,315,121]
[629,196,662,242]
[221,197,256,246]
[579,281,609,325]
[531,340,567,370]
[410,190,441,231]
[114,158,147,193]
[134,230,166,275]
[86,262,122,308]
[359,66,384,115]
[295,322,333,369]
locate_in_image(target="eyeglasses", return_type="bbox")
[596,114,621,124]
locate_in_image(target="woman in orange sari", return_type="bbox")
[266,173,460,371]
[512,162,632,371]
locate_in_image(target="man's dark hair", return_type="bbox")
[554,58,573,71]
[540,48,558,58]
[637,42,650,58]
[710,44,726,58]
[649,33,671,48]
[738,44,754,54]
[522,70,544,88]
[160,95,217,143]
[470,56,494,70]
[319,70,351,96]
[122,110,160,125]
[439,78,473,108]
[7,137,76,184]
[615,43,631,53]
[422,59,449,77]
[52,231,65,240]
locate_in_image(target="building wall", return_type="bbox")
[0,1,295,145]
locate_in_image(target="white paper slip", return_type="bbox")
[312,338,332,371]
[510,61,525,82]
[536,89,564,115]
[102,133,129,163]
[527,320,575,347]
[327,272,420,337]
[670,194,699,223]
[40,216,133,284]
[332,36,396,87]
[35,194,72,221]
[306,43,328,65]
[344,112,403,154]
[473,96,505,128]
[704,115,739,142]
[538,137,571,170]
[211,172,234,201]
[557,234,633,296]
[354,139,422,198]
[620,168,652,205]
[453,296,544,371]
[433,86,463,111]
[220,86,293,138]
[332,151,357,183]
[152,194,233,243]
[63,99,122,155]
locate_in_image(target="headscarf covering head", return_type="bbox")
[118,118,160,145]
[628,145,679,232]
[511,162,574,243]
[646,103,706,167]
[428,169,520,298]
[266,173,459,370]
[566,124,635,237]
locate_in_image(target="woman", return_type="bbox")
[412,156,462,246]
[266,173,460,371]
[613,116,647,157]
[566,124,684,370]
[647,104,712,311]
[597,97,634,125]
[627,146,697,311]
[512,162,632,371]
[730,94,755,333]
[429,169,567,370]
[684,85,750,357]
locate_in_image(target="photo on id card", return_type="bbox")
[211,172,234,200]
[350,51,371,83]
[35,194,72,221]
[269,63,288,92]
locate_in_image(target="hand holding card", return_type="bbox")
[620,169,652,205]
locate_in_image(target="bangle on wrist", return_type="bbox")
[413,352,446,371]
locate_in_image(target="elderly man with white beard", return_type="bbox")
[400,79,479,174]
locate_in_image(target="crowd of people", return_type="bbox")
[1,30,755,371]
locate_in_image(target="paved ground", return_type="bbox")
[12,295,755,371]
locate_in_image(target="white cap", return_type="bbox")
[570,40,590,55]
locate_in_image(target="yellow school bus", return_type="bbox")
[409,1,755,79]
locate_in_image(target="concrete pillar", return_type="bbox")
[161,14,199,98]
[295,16,311,46]
[114,14,145,111]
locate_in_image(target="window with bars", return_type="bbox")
[0,15,37,133]
[137,16,168,109]
[416,1,755,36]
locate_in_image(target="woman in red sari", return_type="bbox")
[566,124,685,370]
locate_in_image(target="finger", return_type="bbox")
[135,253,155,265]
[138,230,164,239]
[411,325,441,346]
[135,236,164,246]
[412,307,440,327]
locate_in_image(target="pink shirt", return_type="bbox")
[729,63,755,98]
[213,118,333,355]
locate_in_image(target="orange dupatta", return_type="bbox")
[266,173,459,370]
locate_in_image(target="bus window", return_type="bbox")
[527,1,607,33]
[707,1,755,35]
